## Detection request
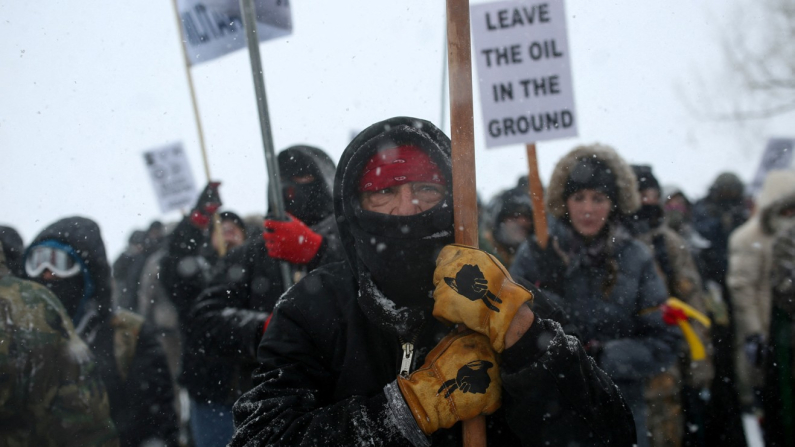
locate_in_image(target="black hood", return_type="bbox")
[485,181,534,251]
[0,225,24,277]
[26,216,113,321]
[334,117,454,338]
[270,145,336,226]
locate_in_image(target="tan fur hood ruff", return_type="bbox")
[546,144,641,219]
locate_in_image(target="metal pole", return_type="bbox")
[239,0,293,289]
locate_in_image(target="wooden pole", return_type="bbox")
[446,1,486,446]
[447,0,479,249]
[171,0,225,256]
[526,143,549,249]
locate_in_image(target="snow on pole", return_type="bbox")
[446,1,487,446]
[239,0,293,289]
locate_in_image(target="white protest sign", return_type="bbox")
[749,137,795,196]
[177,0,292,66]
[143,142,198,214]
[471,0,577,148]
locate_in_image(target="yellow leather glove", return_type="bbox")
[396,330,501,435]
[433,244,534,352]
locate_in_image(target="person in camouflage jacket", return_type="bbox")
[0,241,119,447]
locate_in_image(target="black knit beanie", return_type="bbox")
[632,165,660,192]
[563,157,618,203]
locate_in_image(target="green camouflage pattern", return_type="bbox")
[0,273,119,447]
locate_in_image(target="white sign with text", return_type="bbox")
[143,142,198,214]
[177,0,292,66]
[471,0,577,148]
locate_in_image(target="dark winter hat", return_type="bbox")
[632,165,660,192]
[709,172,744,202]
[547,144,640,219]
[217,211,246,233]
[562,156,618,204]
[276,145,336,226]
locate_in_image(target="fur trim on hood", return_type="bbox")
[546,144,640,219]
[758,170,795,234]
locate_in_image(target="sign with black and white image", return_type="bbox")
[143,142,198,214]
[177,0,292,66]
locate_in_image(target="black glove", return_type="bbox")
[532,237,567,294]
[190,181,222,229]
[744,334,766,368]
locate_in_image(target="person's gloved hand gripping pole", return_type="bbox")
[262,213,323,265]
[433,244,536,353]
[190,182,222,229]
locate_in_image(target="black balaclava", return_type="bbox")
[627,165,664,234]
[335,117,454,339]
[491,188,533,252]
[42,274,86,317]
[278,146,335,227]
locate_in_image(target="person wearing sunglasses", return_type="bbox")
[24,217,178,447]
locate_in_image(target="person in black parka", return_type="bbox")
[229,117,636,447]
[182,145,344,447]
[24,216,177,447]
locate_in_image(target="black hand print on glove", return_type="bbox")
[438,360,494,398]
[444,264,503,312]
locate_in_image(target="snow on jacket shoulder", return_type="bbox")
[230,261,636,447]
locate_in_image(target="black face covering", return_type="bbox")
[626,204,665,235]
[351,197,454,338]
[39,275,85,317]
[282,179,331,226]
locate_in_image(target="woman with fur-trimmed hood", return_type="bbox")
[510,144,680,447]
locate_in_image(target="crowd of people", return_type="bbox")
[2,117,794,447]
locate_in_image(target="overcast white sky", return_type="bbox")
[1,0,793,259]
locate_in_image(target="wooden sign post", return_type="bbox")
[446,0,486,446]
[526,143,549,248]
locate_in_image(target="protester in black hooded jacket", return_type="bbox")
[180,145,343,447]
[229,117,635,447]
[24,216,177,447]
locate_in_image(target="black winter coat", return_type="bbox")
[229,261,636,446]
[184,212,344,404]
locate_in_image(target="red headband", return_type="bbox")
[358,145,446,192]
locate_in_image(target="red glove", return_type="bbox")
[263,215,322,264]
[190,181,222,229]
[660,303,688,326]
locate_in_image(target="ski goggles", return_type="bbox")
[25,245,82,278]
